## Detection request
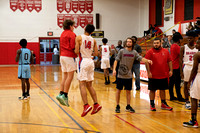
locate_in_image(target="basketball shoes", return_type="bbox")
[161,103,173,111]
[125,105,135,113]
[81,104,92,117]
[91,103,102,115]
[150,104,156,111]
[183,120,198,128]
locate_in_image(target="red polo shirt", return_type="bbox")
[60,29,77,58]
[145,48,172,79]
[170,43,180,69]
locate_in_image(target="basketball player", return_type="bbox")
[15,39,33,100]
[145,38,173,111]
[180,31,198,109]
[113,37,152,113]
[100,38,111,85]
[75,24,102,117]
[56,19,77,106]
[183,38,200,128]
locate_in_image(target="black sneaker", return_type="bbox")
[115,106,120,113]
[136,87,140,90]
[126,106,135,113]
[112,81,117,84]
[183,120,198,128]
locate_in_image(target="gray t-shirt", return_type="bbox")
[116,48,142,79]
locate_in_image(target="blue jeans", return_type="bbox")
[132,63,140,89]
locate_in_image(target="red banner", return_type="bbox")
[10,0,18,11]
[86,0,93,13]
[79,14,86,28]
[34,0,42,12]
[57,0,64,13]
[64,14,72,21]
[26,0,34,12]
[79,0,86,13]
[71,0,79,13]
[18,0,26,12]
[86,14,93,25]
[57,14,65,28]
[72,14,79,28]
[65,0,72,13]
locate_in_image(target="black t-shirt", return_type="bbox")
[195,20,200,29]
[133,44,142,64]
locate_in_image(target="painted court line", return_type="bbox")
[31,78,91,133]
[114,115,145,133]
[38,93,73,133]
[0,122,98,132]
[140,114,179,133]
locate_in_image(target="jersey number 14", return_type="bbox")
[85,40,91,49]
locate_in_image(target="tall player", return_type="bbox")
[100,38,111,85]
[56,19,77,106]
[180,32,198,109]
[183,38,200,128]
[15,39,33,100]
[75,24,102,117]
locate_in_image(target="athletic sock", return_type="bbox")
[108,76,110,82]
[150,100,155,106]
[161,100,166,104]
[60,91,64,95]
[105,77,107,83]
[191,113,197,122]
[63,92,68,97]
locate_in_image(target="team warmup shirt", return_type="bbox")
[170,43,180,69]
[183,44,198,65]
[60,29,77,58]
[101,45,110,59]
[115,49,142,79]
[145,48,172,79]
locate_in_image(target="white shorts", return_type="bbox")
[190,73,200,99]
[183,65,193,82]
[101,58,110,69]
[78,58,94,81]
[60,56,77,72]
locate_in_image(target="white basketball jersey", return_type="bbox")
[101,45,110,59]
[80,34,94,58]
[183,44,198,65]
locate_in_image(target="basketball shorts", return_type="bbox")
[78,58,94,81]
[148,78,169,90]
[116,78,132,90]
[190,73,200,99]
[183,65,193,82]
[60,56,77,72]
[101,58,110,69]
[18,65,30,79]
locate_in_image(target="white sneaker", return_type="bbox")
[185,101,191,110]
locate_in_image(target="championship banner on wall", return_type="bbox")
[10,0,18,11]
[57,14,93,28]
[10,0,42,12]
[65,0,72,13]
[57,14,65,28]
[71,14,80,28]
[86,14,93,25]
[72,0,79,13]
[26,0,34,12]
[18,0,26,12]
[34,0,42,12]
[79,0,86,13]
[57,0,65,13]
[86,0,93,13]
[79,14,86,28]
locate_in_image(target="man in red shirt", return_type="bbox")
[145,38,173,111]
[169,35,184,101]
[56,19,77,106]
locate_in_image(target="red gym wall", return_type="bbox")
[0,42,40,65]
[175,0,200,23]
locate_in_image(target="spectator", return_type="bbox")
[186,22,194,32]
[144,24,154,37]
[194,17,200,34]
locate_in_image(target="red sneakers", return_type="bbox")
[91,104,102,115]
[81,104,92,117]
[161,103,173,111]
[150,105,156,111]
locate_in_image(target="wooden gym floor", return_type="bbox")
[0,65,199,133]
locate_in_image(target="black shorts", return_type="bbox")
[116,78,132,90]
[148,78,169,90]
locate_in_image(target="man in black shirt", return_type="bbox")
[131,36,142,90]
